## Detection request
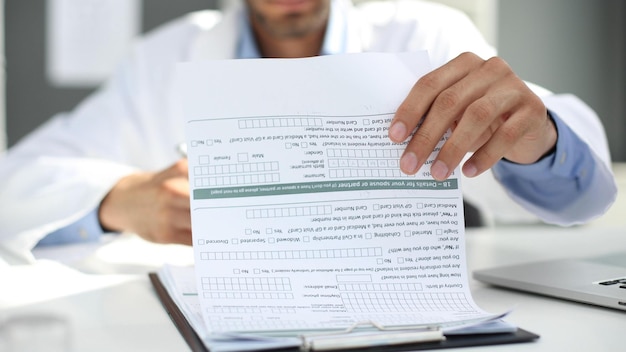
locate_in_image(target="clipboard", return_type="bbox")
[149,273,539,351]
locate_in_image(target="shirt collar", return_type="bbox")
[236,0,349,59]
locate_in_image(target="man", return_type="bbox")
[0,0,616,263]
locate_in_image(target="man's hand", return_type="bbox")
[99,159,192,245]
[389,52,557,180]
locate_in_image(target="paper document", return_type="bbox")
[175,52,500,346]
[156,264,515,351]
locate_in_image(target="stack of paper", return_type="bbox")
[157,52,528,351]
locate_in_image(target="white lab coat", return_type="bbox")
[0,0,616,264]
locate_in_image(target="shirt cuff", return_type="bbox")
[491,110,596,211]
[494,110,594,186]
[36,208,106,247]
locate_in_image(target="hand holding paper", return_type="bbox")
[390,52,557,179]
[165,52,530,351]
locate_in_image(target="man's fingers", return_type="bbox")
[153,205,192,245]
[155,228,192,246]
[392,53,543,179]
[462,108,536,177]
[159,177,190,208]
[173,232,193,246]
[395,53,500,175]
[170,210,193,246]
[432,90,517,180]
[159,159,189,180]
[390,52,484,144]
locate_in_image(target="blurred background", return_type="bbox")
[1,0,624,160]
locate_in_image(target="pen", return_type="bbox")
[303,329,445,351]
[176,143,187,158]
[300,321,445,351]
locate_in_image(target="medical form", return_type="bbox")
[176,52,493,335]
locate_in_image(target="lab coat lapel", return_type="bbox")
[189,6,240,61]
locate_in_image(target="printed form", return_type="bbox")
[176,52,495,336]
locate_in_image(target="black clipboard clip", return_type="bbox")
[299,320,445,351]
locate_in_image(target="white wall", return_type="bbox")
[0,0,5,153]
[498,0,626,161]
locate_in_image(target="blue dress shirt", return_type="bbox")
[493,112,594,210]
[36,209,105,246]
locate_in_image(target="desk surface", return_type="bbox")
[1,223,623,352]
[2,163,625,351]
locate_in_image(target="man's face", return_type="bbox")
[245,0,331,39]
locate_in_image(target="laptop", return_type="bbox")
[473,252,626,311]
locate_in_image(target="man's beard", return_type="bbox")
[250,2,329,39]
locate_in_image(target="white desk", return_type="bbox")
[0,237,194,351]
[1,222,624,352]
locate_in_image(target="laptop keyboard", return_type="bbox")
[598,278,626,289]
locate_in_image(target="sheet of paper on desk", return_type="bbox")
[157,265,515,352]
[174,52,509,350]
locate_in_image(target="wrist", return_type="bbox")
[536,109,558,162]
